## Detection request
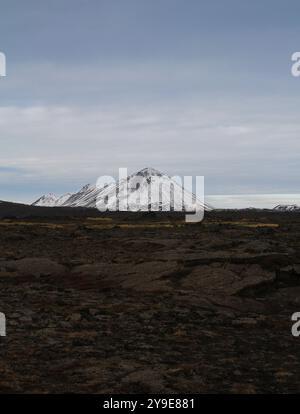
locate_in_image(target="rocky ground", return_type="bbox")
[0,208,300,393]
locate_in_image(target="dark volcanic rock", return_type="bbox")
[0,210,299,393]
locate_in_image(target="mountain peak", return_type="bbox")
[32,193,58,207]
[79,183,95,192]
[135,167,164,177]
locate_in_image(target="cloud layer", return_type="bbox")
[1,1,300,203]
[1,95,300,203]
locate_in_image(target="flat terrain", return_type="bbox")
[0,204,300,393]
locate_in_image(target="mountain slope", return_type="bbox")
[61,184,98,208]
[55,193,73,206]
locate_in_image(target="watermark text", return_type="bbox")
[96,168,206,223]
[0,52,6,77]
[0,313,6,336]
[291,52,300,77]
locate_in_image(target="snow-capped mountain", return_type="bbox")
[33,168,212,211]
[273,204,300,212]
[32,193,59,207]
[95,167,211,212]
[32,192,73,207]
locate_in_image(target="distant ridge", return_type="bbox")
[32,192,72,207]
[273,204,300,212]
[32,167,212,211]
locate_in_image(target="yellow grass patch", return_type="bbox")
[209,221,279,228]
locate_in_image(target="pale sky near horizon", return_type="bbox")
[0,0,300,205]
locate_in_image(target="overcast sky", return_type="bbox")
[0,0,300,203]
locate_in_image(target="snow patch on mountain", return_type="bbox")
[273,204,300,212]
